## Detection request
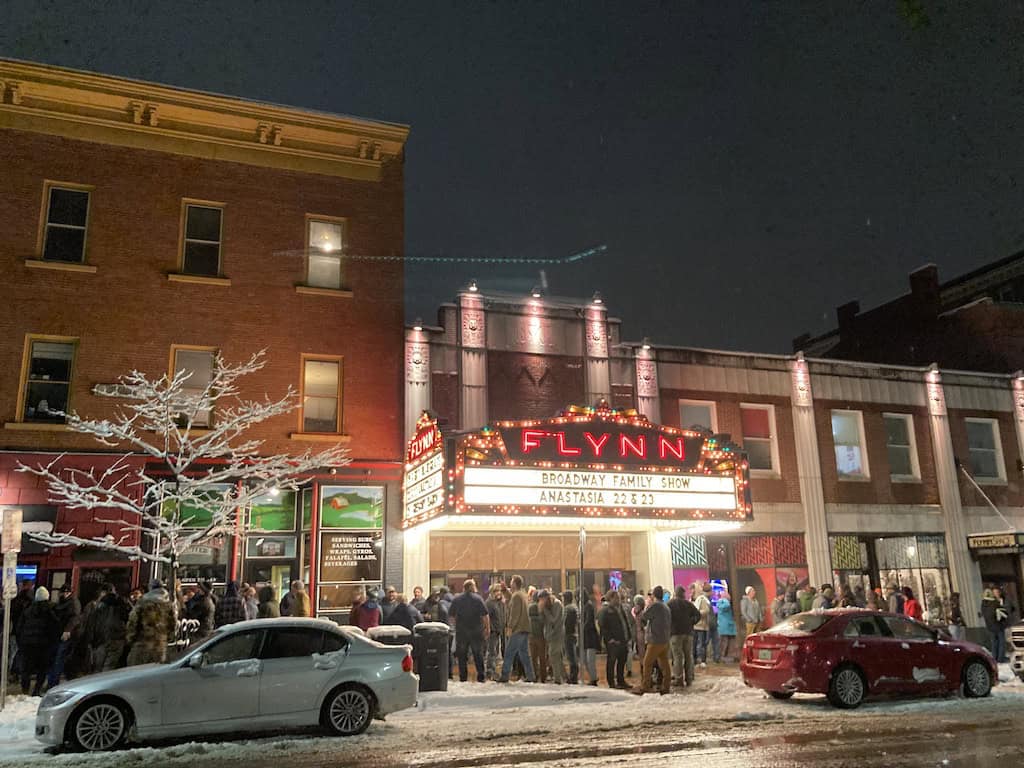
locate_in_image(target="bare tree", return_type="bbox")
[19,351,348,585]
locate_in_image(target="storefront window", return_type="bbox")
[248,490,297,532]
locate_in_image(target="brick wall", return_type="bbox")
[0,129,404,460]
[948,408,1024,507]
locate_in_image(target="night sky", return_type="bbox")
[5,2,1024,352]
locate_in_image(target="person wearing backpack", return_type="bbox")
[562,591,580,684]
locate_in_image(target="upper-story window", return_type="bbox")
[306,217,345,289]
[965,417,1006,482]
[21,337,77,423]
[181,203,224,277]
[883,413,920,481]
[740,403,778,473]
[831,410,869,479]
[679,399,717,432]
[172,346,216,427]
[301,356,343,433]
[42,185,90,263]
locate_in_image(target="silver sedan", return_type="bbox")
[36,617,418,752]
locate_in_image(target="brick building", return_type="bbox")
[0,60,408,616]
[404,285,1024,635]
[794,255,1024,373]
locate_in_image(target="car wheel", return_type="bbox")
[769,691,795,700]
[321,685,374,736]
[69,699,131,752]
[827,665,866,709]
[962,659,992,698]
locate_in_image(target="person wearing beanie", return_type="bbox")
[15,587,59,695]
[126,579,177,666]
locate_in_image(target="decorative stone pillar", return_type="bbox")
[925,366,982,628]
[402,525,431,598]
[1012,373,1024,471]
[404,327,431,440]
[584,303,611,404]
[634,345,661,423]
[789,353,832,587]
[459,292,487,430]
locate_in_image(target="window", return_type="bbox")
[761,614,834,635]
[201,630,263,665]
[172,347,216,427]
[260,628,345,659]
[41,185,90,263]
[679,400,717,432]
[321,632,346,654]
[301,356,342,433]
[181,204,223,276]
[740,404,777,472]
[307,217,345,289]
[883,413,920,480]
[831,410,869,479]
[843,616,888,638]
[21,338,76,423]
[882,616,934,641]
[965,418,1006,481]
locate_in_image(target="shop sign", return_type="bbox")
[319,531,383,583]
[403,413,446,524]
[967,532,1024,553]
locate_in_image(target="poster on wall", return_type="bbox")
[320,486,384,529]
[249,490,297,532]
[319,530,383,583]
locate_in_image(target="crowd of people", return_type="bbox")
[5,572,1019,698]
[4,577,312,697]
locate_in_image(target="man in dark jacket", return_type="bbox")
[46,583,81,689]
[597,589,633,688]
[668,585,701,688]
[582,592,601,685]
[562,591,580,684]
[186,582,216,645]
[16,587,59,695]
[423,588,449,624]
[385,593,423,632]
[214,581,246,627]
[485,585,506,681]
[380,585,399,623]
[257,586,281,618]
[85,584,132,672]
[449,579,490,683]
[634,586,672,695]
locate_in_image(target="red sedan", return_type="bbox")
[740,609,996,708]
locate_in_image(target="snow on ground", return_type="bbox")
[0,669,1022,768]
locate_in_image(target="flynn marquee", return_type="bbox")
[402,402,752,597]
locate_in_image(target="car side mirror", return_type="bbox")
[187,653,206,670]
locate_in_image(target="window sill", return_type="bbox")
[289,432,352,443]
[168,273,232,287]
[26,259,97,274]
[749,470,782,480]
[975,478,1008,487]
[890,476,922,484]
[4,422,70,432]
[837,475,872,483]
[295,285,354,299]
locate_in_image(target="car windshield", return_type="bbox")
[760,613,834,636]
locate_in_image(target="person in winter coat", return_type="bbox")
[884,583,904,614]
[423,589,450,624]
[186,583,216,645]
[47,583,81,688]
[902,587,923,621]
[769,589,786,626]
[280,580,308,617]
[528,593,548,683]
[797,586,816,613]
[485,586,507,681]
[85,585,132,672]
[780,589,800,620]
[562,591,579,684]
[257,586,281,618]
[242,583,258,621]
[126,580,178,666]
[668,585,700,687]
[355,590,384,631]
[215,581,247,628]
[385,594,423,632]
[716,592,737,661]
[993,587,1016,658]
[581,591,601,685]
[631,595,647,671]
[16,587,59,696]
[633,585,671,695]
[812,584,835,611]
[498,575,535,683]
[411,586,427,614]
[538,590,566,684]
[450,579,490,683]
[948,592,966,641]
[693,583,713,666]
[380,586,399,623]
[597,589,633,688]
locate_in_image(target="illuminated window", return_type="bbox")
[41,185,90,263]
[181,204,223,277]
[679,400,717,432]
[965,418,1005,481]
[740,403,777,473]
[831,410,869,479]
[883,413,919,480]
[21,338,76,423]
[307,218,344,289]
[172,347,216,427]
[302,356,342,433]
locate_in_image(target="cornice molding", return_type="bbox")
[0,59,409,182]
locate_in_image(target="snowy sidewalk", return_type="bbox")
[0,666,1020,768]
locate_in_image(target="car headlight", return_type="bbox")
[39,690,79,709]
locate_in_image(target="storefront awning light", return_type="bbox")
[409,514,744,536]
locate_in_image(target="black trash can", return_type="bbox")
[413,622,451,692]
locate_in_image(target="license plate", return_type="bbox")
[758,649,772,661]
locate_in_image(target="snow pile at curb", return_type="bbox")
[0,697,39,758]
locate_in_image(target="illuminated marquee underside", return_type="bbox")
[402,402,753,529]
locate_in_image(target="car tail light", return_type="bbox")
[402,653,414,673]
